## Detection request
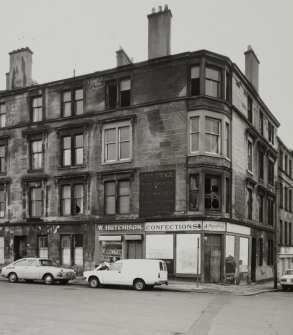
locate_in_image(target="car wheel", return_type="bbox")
[89,276,100,288]
[133,279,146,291]
[282,285,288,291]
[44,274,54,285]
[8,272,18,283]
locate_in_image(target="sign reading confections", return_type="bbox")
[145,221,202,232]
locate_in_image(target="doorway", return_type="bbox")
[127,241,142,259]
[14,236,27,260]
[204,235,222,283]
[251,238,256,282]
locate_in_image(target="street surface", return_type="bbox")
[0,280,292,335]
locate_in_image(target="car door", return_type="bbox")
[23,259,40,280]
[11,259,27,279]
[99,262,123,285]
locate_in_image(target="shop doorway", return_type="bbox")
[251,238,256,282]
[127,241,142,259]
[204,235,221,283]
[14,236,27,260]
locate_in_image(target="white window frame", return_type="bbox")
[102,120,132,164]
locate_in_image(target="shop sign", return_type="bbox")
[145,221,202,232]
[203,221,226,231]
[97,224,143,232]
[226,223,251,236]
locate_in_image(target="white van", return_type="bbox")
[83,259,168,290]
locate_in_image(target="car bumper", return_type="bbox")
[154,280,168,286]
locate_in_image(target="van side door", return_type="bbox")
[98,262,123,285]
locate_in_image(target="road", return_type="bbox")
[0,280,291,335]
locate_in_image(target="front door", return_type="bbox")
[204,235,222,283]
[251,238,256,282]
[127,241,142,259]
[14,236,27,261]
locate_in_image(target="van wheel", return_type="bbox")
[133,279,146,291]
[89,276,100,288]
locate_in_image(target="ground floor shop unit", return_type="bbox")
[278,246,293,278]
[0,220,275,283]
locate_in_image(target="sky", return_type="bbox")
[0,0,292,148]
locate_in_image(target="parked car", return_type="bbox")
[280,269,293,290]
[1,258,76,285]
[83,259,168,290]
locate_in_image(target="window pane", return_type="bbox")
[119,181,129,196]
[191,66,199,79]
[74,184,83,198]
[119,142,130,160]
[206,68,220,81]
[0,146,5,157]
[119,196,129,213]
[75,148,84,165]
[105,128,116,144]
[106,143,116,161]
[190,117,199,133]
[63,91,71,102]
[0,114,6,128]
[64,102,71,117]
[63,149,71,166]
[75,89,83,100]
[32,140,42,153]
[75,100,83,115]
[75,135,83,147]
[63,137,71,149]
[105,182,115,196]
[62,199,71,215]
[106,196,116,214]
[119,126,130,141]
[31,187,42,200]
[120,78,130,91]
[62,185,71,198]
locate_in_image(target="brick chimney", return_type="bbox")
[148,5,172,60]
[7,47,33,90]
[116,47,132,67]
[244,45,259,92]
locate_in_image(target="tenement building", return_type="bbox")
[277,138,293,277]
[0,6,285,283]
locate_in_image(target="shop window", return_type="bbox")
[204,176,220,210]
[0,103,6,128]
[30,186,42,217]
[103,121,132,164]
[239,237,249,273]
[61,184,84,216]
[62,134,84,167]
[104,180,130,215]
[225,235,236,280]
[107,78,131,109]
[38,236,48,258]
[0,236,4,264]
[62,88,84,117]
[267,239,274,266]
[258,238,263,266]
[247,96,253,123]
[30,139,43,170]
[247,188,253,220]
[191,66,200,96]
[205,118,220,154]
[176,234,200,274]
[205,67,221,98]
[190,117,200,153]
[101,240,122,263]
[31,96,43,122]
[61,234,83,266]
[189,174,199,210]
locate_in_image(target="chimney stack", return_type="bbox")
[7,47,33,90]
[148,5,172,60]
[244,45,259,92]
[116,47,132,67]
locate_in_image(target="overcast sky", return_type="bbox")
[0,0,292,148]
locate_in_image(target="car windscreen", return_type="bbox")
[40,259,53,266]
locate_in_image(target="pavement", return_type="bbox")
[70,277,281,296]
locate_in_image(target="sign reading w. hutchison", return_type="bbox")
[139,170,175,218]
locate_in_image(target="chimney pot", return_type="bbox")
[151,7,155,13]
[158,5,162,11]
[244,45,260,92]
[164,4,168,10]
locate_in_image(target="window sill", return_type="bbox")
[58,165,86,170]
[27,169,44,174]
[102,159,132,166]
